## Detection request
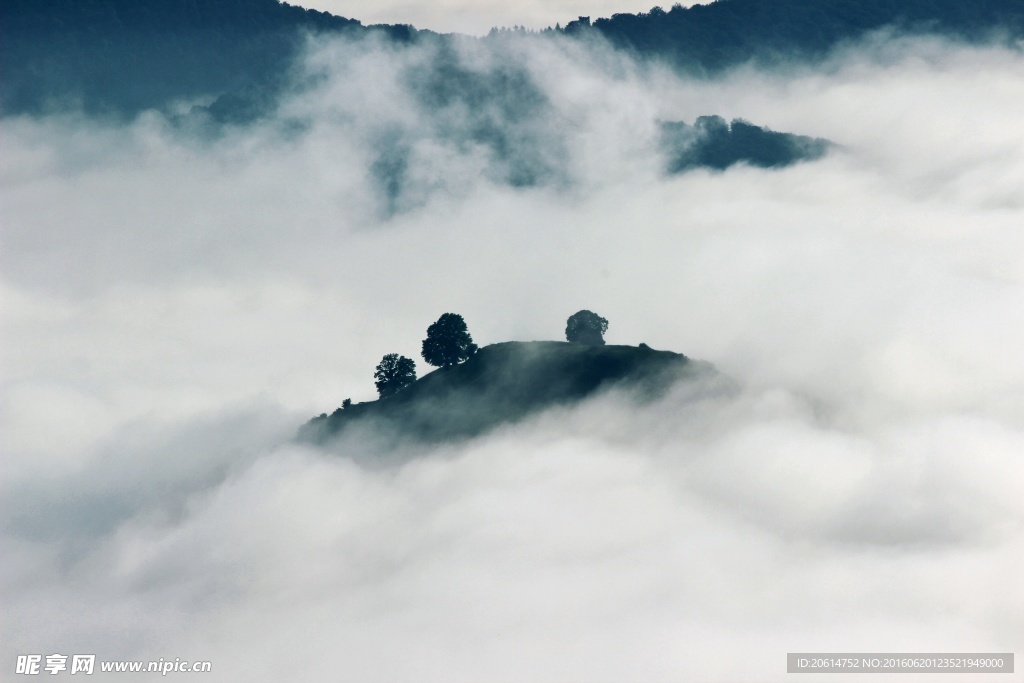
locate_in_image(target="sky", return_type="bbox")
[2,25,1023,683]
[293,0,694,34]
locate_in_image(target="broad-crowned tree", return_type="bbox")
[374,353,417,398]
[565,310,608,345]
[422,313,477,367]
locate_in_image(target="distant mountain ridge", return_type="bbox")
[0,0,418,116]
[565,0,1024,72]
[3,0,1023,118]
[300,341,719,445]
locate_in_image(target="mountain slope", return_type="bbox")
[300,341,718,445]
[0,0,415,117]
[661,116,831,172]
[5,0,1024,118]
[565,0,1024,72]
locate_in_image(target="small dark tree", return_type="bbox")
[374,354,417,398]
[565,310,609,345]
[422,313,478,367]
[341,398,352,409]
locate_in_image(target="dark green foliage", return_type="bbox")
[358,37,566,214]
[369,127,413,215]
[403,41,565,188]
[570,0,1024,73]
[563,16,592,35]
[374,354,417,398]
[0,0,397,117]
[300,341,720,445]
[6,0,1024,119]
[362,39,567,215]
[422,313,477,367]
[566,310,609,345]
[661,116,830,172]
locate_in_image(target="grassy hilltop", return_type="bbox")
[300,341,716,445]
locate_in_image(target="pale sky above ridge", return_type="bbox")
[295,0,698,35]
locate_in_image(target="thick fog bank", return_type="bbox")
[2,32,1023,680]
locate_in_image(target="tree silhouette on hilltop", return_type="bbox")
[566,310,608,345]
[374,354,417,398]
[422,313,478,367]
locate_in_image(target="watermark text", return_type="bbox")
[16,655,211,676]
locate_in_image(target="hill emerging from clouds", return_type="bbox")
[300,341,721,445]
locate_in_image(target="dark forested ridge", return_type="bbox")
[566,0,1024,71]
[0,0,417,117]
[4,0,1023,118]
[661,116,830,172]
[300,341,720,446]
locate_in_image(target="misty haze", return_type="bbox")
[2,0,1023,680]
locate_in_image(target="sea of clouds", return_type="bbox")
[2,30,1023,681]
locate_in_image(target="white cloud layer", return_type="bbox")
[2,32,1023,681]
